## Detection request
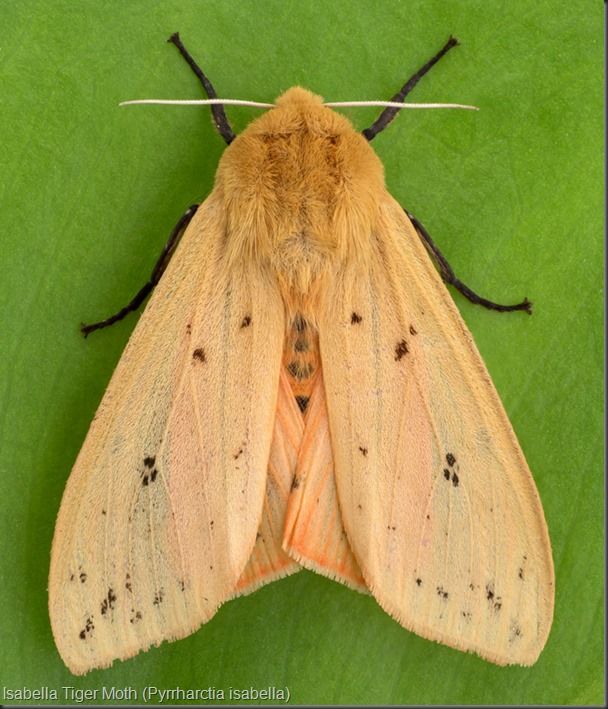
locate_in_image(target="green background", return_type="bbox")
[0,0,603,705]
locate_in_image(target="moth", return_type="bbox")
[49,34,554,675]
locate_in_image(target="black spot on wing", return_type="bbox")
[153,589,164,606]
[359,446,368,456]
[409,324,418,335]
[130,609,143,624]
[446,453,456,466]
[394,339,409,360]
[436,586,449,600]
[351,312,362,324]
[509,621,523,643]
[295,396,309,413]
[240,315,252,328]
[100,587,117,616]
[79,616,94,640]
[486,582,502,611]
[192,348,206,363]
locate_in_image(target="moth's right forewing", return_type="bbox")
[49,196,285,674]
[319,198,554,666]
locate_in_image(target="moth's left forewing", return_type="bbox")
[49,197,286,674]
[319,196,554,666]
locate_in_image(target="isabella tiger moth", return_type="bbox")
[49,35,554,675]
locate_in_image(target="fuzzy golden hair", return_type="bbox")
[216,87,385,320]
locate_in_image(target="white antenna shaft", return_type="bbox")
[119,98,479,111]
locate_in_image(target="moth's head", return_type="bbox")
[274,86,324,108]
[216,85,386,271]
[218,84,386,197]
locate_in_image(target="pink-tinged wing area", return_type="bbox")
[283,370,367,593]
[318,197,554,666]
[235,369,302,597]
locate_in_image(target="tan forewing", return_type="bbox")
[318,197,554,665]
[49,195,285,674]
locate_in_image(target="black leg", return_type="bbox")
[81,204,200,337]
[407,210,532,314]
[362,36,459,141]
[168,32,235,145]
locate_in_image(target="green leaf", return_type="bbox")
[0,0,602,704]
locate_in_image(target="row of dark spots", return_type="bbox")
[518,554,528,580]
[153,589,164,606]
[79,616,94,640]
[443,452,459,486]
[130,609,142,624]
[70,567,87,583]
[486,583,502,611]
[394,324,419,361]
[443,468,459,486]
[141,455,158,486]
[437,585,449,600]
[395,339,408,361]
[125,573,132,593]
[100,587,117,616]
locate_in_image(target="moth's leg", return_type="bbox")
[81,204,200,337]
[407,210,532,314]
[168,32,235,145]
[362,36,459,141]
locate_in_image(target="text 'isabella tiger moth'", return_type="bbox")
[49,34,554,675]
